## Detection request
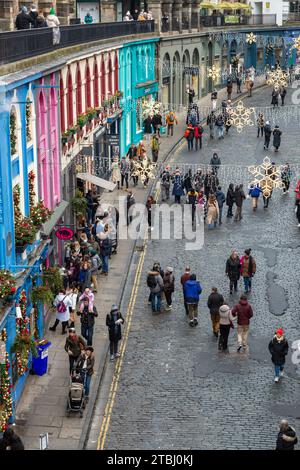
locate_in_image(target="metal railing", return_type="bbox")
[0,20,155,65]
[283,12,300,23]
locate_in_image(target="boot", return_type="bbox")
[49,319,59,331]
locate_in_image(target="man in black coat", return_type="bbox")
[207,287,224,337]
[233,184,246,221]
[276,420,298,450]
[106,304,124,360]
[152,112,162,135]
[0,428,24,450]
[15,6,34,30]
[29,4,38,28]
[77,298,98,346]
[268,328,289,383]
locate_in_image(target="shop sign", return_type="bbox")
[55,227,74,240]
[184,67,199,76]
[94,126,106,140]
[107,134,120,146]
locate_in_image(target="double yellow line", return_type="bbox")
[97,241,148,450]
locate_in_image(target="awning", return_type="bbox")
[41,200,69,236]
[76,172,116,191]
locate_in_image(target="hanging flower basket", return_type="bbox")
[15,217,37,247]
[31,286,54,307]
[10,334,38,358]
[77,114,88,128]
[30,201,52,227]
[0,270,17,299]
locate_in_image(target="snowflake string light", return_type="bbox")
[142,99,162,119]
[131,159,157,183]
[246,32,256,45]
[267,67,288,91]
[226,101,255,133]
[207,65,221,82]
[292,35,300,51]
[248,157,285,198]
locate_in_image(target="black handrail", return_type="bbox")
[0,20,155,65]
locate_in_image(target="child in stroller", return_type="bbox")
[66,368,87,417]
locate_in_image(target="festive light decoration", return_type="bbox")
[141,98,162,119]
[0,329,13,432]
[248,157,285,198]
[0,270,16,300]
[226,101,255,133]
[292,35,300,52]
[131,159,157,184]
[246,32,256,45]
[266,67,288,91]
[15,290,30,376]
[207,65,221,82]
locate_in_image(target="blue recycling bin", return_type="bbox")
[32,342,52,376]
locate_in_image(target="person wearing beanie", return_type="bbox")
[76,346,95,399]
[183,274,202,327]
[15,6,34,30]
[180,267,191,315]
[218,304,236,351]
[268,329,289,383]
[231,294,253,352]
[240,248,256,294]
[106,305,124,360]
[207,287,224,337]
[29,4,38,28]
[47,7,60,45]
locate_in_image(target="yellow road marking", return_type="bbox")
[97,241,148,450]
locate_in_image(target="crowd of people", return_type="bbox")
[15,5,59,30]
[123,9,153,21]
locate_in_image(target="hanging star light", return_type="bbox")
[142,98,162,119]
[266,67,288,91]
[248,157,285,198]
[207,65,221,82]
[246,32,256,45]
[292,35,300,51]
[131,159,157,184]
[226,100,255,133]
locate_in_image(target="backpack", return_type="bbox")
[184,129,190,138]
[147,274,157,288]
[57,296,67,313]
[169,113,175,123]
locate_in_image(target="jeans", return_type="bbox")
[219,206,223,224]
[50,318,68,333]
[229,279,238,293]
[243,276,252,293]
[167,124,174,136]
[211,313,220,333]
[217,126,224,138]
[264,136,270,148]
[263,195,270,208]
[257,127,263,137]
[219,324,230,350]
[188,138,194,150]
[110,339,119,355]
[187,303,198,321]
[100,254,109,273]
[84,374,92,397]
[165,291,173,307]
[121,173,129,189]
[227,205,233,217]
[237,324,249,348]
[87,207,93,224]
[274,364,284,378]
[195,137,202,150]
[151,292,161,311]
[81,324,94,346]
[234,206,242,221]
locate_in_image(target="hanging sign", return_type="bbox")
[55,227,74,240]
[106,134,120,146]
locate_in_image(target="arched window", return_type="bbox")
[85,62,91,109]
[94,60,99,107]
[67,70,73,127]
[101,58,106,102]
[107,55,112,96]
[114,54,118,93]
[60,77,65,133]
[76,65,82,116]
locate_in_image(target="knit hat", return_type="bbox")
[220,305,230,314]
[276,328,284,336]
[166,266,173,273]
[21,6,28,12]
[111,304,118,312]
[49,7,55,14]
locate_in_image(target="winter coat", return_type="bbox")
[206,200,219,224]
[268,336,289,365]
[226,187,235,206]
[53,293,72,322]
[99,233,111,257]
[280,88,287,98]
[231,299,253,326]
[172,175,184,196]
[183,279,202,304]
[234,188,246,207]
[84,14,93,23]
[106,311,124,342]
[276,427,298,450]
[273,128,282,147]
[194,125,203,139]
[219,305,235,326]
[46,14,60,27]
[147,271,164,294]
[226,256,240,281]
[166,113,177,125]
[249,186,262,198]
[180,273,191,287]
[210,155,221,167]
[183,174,193,192]
[0,434,25,450]
[257,116,264,128]
[29,10,38,28]
[215,116,224,127]
[64,335,86,358]
[78,268,92,290]
[78,305,98,328]
[120,159,130,175]
[152,114,162,127]
[76,353,95,376]
[143,116,153,134]
[271,91,279,105]
[215,190,225,208]
[111,162,121,183]
[264,124,272,137]
[207,292,224,315]
[240,255,256,277]
[163,272,175,293]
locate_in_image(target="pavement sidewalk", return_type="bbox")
[13,78,265,449]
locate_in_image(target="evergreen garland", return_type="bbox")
[0,329,13,432]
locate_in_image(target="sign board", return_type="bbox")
[0,340,6,364]
[39,433,49,450]
[107,134,120,146]
[224,16,239,24]
[184,67,199,76]
[55,227,74,240]
[94,126,106,140]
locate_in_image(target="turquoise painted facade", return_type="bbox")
[119,38,159,157]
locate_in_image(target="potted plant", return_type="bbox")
[10,334,38,357]
[61,131,69,145]
[86,107,97,121]
[77,114,88,128]
[70,189,87,219]
[31,286,54,307]
[95,107,103,117]
[115,90,123,99]
[15,217,37,251]
[30,201,52,228]
[0,270,17,300]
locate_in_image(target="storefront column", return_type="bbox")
[192,0,201,31]
[187,0,192,32]
[174,0,183,34]
[147,0,162,32]
[101,0,116,22]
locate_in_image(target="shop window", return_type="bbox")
[126,113,130,145]
[108,56,112,96]
[101,59,106,101]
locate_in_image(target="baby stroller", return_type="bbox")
[66,368,86,417]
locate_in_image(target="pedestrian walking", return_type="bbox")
[49,290,72,334]
[236,73,242,93]
[0,428,25,450]
[172,170,184,204]
[273,125,282,152]
[64,328,86,373]
[29,4,38,27]
[163,267,175,310]
[183,169,193,194]
[77,298,98,346]
[187,188,198,225]
[161,166,171,201]
[46,7,60,45]
[257,113,264,137]
[227,79,233,100]
[207,287,224,337]
[146,195,155,230]
[211,89,218,110]
[183,274,202,327]
[218,304,235,351]
[215,186,225,225]
[106,305,124,360]
[152,112,162,136]
[281,163,291,194]
[207,111,215,139]
[111,157,121,189]
[233,184,246,221]
[151,134,160,162]
[264,121,272,150]
[210,153,221,176]
[226,250,240,294]
[226,183,235,218]
[67,284,78,328]
[271,89,279,107]
[187,88,195,105]
[248,183,262,211]
[143,115,153,135]
[206,194,219,229]
[76,347,95,399]
[184,124,194,151]
[280,87,286,106]
[204,171,219,200]
[295,198,300,227]
[194,169,204,193]
[245,75,253,97]
[166,110,178,136]
[15,6,34,30]
[180,267,191,316]
[231,294,253,352]
[268,328,289,383]
[215,114,225,139]
[126,190,135,225]
[147,266,164,312]
[276,420,298,450]
[240,248,256,294]
[194,123,203,150]
[120,156,130,189]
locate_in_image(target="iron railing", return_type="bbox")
[161,14,277,31]
[0,20,155,65]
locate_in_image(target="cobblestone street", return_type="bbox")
[91,85,300,450]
